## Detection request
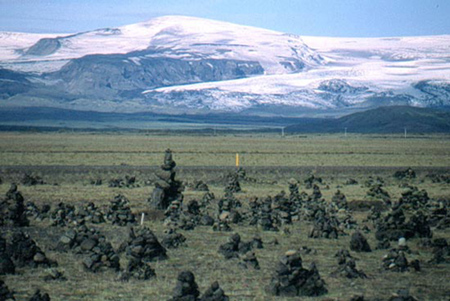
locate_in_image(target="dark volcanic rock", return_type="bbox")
[1,184,29,227]
[121,227,167,262]
[350,231,372,252]
[7,232,56,268]
[149,149,184,210]
[106,194,136,226]
[170,270,200,301]
[119,257,156,281]
[200,281,229,301]
[0,280,15,301]
[266,250,327,297]
[28,289,50,301]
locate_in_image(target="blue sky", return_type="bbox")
[1,0,449,37]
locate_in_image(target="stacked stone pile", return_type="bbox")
[0,280,15,301]
[29,289,50,301]
[119,227,167,262]
[382,249,420,272]
[106,194,136,226]
[161,228,187,249]
[0,184,29,227]
[200,281,229,301]
[394,168,416,180]
[50,202,76,227]
[7,232,56,268]
[56,225,119,272]
[118,257,156,281]
[224,172,241,194]
[332,249,367,279]
[266,250,327,297]
[0,235,15,275]
[21,173,45,186]
[170,270,200,301]
[149,149,184,210]
[108,175,138,188]
[350,231,372,252]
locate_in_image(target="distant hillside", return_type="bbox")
[285,106,450,133]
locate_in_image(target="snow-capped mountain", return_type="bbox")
[0,15,449,115]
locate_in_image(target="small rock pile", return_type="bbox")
[239,251,260,270]
[399,186,429,209]
[200,281,229,301]
[21,173,45,186]
[376,207,432,241]
[266,250,327,297]
[29,289,50,301]
[258,197,279,231]
[161,228,187,249]
[56,225,119,272]
[309,215,341,239]
[118,257,156,281]
[149,149,184,210]
[271,191,294,225]
[76,202,105,224]
[0,184,29,227]
[106,194,136,226]
[50,202,76,227]
[426,173,450,184]
[108,175,138,188]
[0,235,15,275]
[426,238,450,264]
[350,231,372,252]
[119,227,167,262]
[332,190,348,210]
[304,175,323,189]
[191,180,209,192]
[224,172,241,193]
[218,233,260,260]
[366,184,391,205]
[394,168,416,180]
[388,288,418,301]
[0,280,15,301]
[8,231,56,268]
[382,249,420,272]
[332,249,367,279]
[170,270,200,301]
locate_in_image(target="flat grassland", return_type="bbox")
[1,132,450,300]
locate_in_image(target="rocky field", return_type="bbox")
[1,133,450,300]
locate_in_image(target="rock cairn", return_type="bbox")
[399,186,429,209]
[394,168,416,180]
[21,173,45,186]
[170,270,200,301]
[332,190,348,210]
[304,175,322,189]
[149,149,183,210]
[56,225,119,272]
[191,180,209,192]
[29,289,50,301]
[350,231,372,252]
[239,251,260,270]
[106,194,136,226]
[76,202,105,224]
[0,280,15,301]
[0,184,29,227]
[161,228,187,249]
[8,232,56,268]
[375,207,432,241]
[200,281,229,301]
[119,227,167,262]
[332,249,367,279]
[108,175,138,188]
[0,235,15,275]
[50,202,76,227]
[388,289,418,301]
[366,184,391,205]
[258,197,279,231]
[118,257,156,281]
[224,171,241,194]
[266,250,327,297]
[382,249,420,272]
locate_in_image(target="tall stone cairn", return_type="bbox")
[149,149,183,210]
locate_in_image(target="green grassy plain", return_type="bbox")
[1,132,450,300]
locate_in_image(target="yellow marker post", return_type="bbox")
[236,153,240,167]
